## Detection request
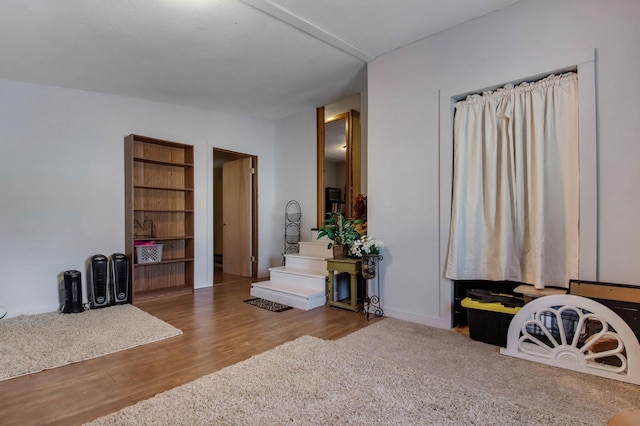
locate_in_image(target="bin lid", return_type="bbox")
[467,289,525,307]
[461,297,522,314]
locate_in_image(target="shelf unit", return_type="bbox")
[125,134,194,302]
[325,187,344,215]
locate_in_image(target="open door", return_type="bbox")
[222,157,252,277]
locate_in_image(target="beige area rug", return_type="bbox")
[0,304,182,381]
[88,335,586,426]
[337,318,640,425]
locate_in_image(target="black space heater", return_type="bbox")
[89,254,110,309]
[110,253,130,304]
[62,270,84,313]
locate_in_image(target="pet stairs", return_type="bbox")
[251,231,332,310]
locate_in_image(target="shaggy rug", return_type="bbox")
[86,335,586,425]
[337,318,640,425]
[243,297,293,312]
[0,304,182,381]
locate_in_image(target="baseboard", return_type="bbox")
[383,306,452,330]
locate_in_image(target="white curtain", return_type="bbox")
[445,73,579,289]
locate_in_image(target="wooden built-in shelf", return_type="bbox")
[125,134,195,303]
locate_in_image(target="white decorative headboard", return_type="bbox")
[500,294,640,385]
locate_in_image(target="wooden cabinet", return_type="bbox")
[125,134,194,302]
[326,258,363,312]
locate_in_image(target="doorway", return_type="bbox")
[212,148,258,283]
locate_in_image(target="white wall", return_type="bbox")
[368,0,640,327]
[0,79,276,317]
[273,109,318,243]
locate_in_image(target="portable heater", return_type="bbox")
[110,253,130,304]
[62,270,84,313]
[88,254,110,309]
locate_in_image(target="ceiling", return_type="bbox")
[0,0,520,121]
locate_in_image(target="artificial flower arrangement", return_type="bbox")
[317,213,363,249]
[349,234,384,258]
[353,193,367,220]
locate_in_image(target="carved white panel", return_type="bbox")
[500,295,640,385]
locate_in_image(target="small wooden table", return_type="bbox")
[326,258,362,312]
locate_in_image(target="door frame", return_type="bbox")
[212,147,259,280]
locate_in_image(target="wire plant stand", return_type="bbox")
[360,254,383,320]
[283,200,301,264]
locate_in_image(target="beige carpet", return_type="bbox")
[0,304,182,381]
[87,335,588,426]
[337,318,640,425]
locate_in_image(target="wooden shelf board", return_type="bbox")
[134,184,193,192]
[134,209,194,213]
[133,156,193,168]
[134,257,194,267]
[133,236,194,242]
[327,299,362,312]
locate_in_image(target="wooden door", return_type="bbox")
[222,157,252,277]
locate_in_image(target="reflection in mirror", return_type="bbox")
[324,114,348,217]
[316,102,361,227]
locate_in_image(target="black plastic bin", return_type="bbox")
[461,295,522,347]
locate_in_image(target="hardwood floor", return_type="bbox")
[0,276,383,426]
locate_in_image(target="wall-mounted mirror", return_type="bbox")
[317,95,361,227]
